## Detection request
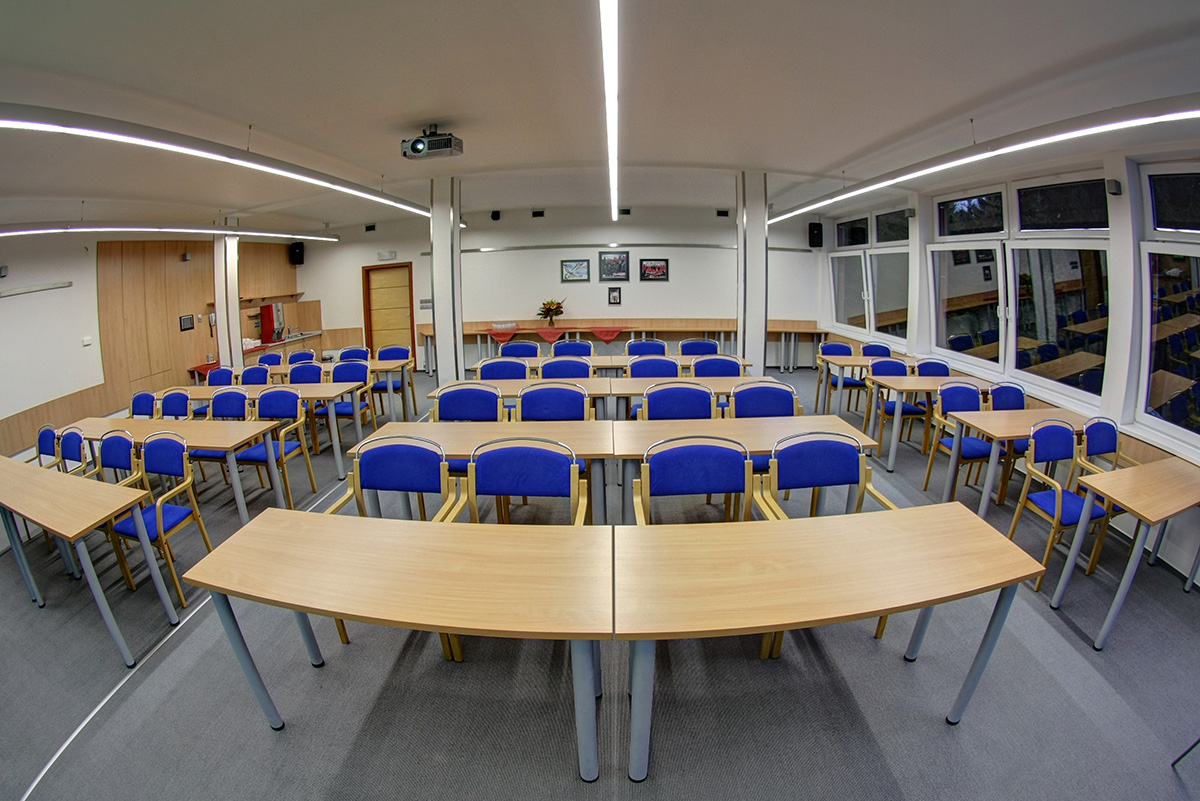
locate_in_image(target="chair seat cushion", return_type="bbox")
[113,504,193,541]
[447,458,469,474]
[882,400,925,417]
[937,436,1000,460]
[629,403,642,419]
[751,453,771,473]
[236,440,300,463]
[370,380,404,392]
[830,376,866,388]
[193,404,210,418]
[1027,490,1108,525]
[329,400,368,416]
[188,448,228,461]
[1009,437,1029,455]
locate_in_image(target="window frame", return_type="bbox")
[931,183,1009,243]
[1141,161,1200,247]
[1009,170,1110,238]
[926,240,1007,380]
[1134,239,1200,440]
[865,246,911,348]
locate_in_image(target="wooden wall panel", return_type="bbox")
[295,301,322,332]
[239,242,295,300]
[321,328,364,353]
[122,242,151,382]
[144,241,174,376]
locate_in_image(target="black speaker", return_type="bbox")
[288,241,304,265]
[808,223,823,249]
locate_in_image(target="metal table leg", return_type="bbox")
[1050,488,1095,609]
[327,404,347,480]
[1093,519,1157,650]
[294,610,325,667]
[628,639,656,781]
[261,431,287,510]
[130,504,179,625]
[976,439,1004,518]
[904,606,935,661]
[74,538,135,667]
[621,458,635,525]
[946,584,1018,724]
[941,421,964,503]
[210,591,285,729]
[590,459,607,526]
[570,640,600,782]
[386,369,399,423]
[2,506,43,606]
[224,451,251,525]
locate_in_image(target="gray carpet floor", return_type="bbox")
[4,365,1200,800]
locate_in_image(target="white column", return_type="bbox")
[213,235,243,368]
[429,177,465,382]
[737,171,769,377]
[908,193,933,355]
[1101,154,1145,423]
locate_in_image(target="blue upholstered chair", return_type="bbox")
[257,352,283,366]
[515,382,592,421]
[194,366,234,418]
[338,346,370,361]
[159,389,192,421]
[678,338,719,356]
[432,382,506,472]
[287,349,316,364]
[691,354,743,377]
[948,334,975,352]
[130,390,157,419]
[468,437,588,525]
[371,344,417,421]
[499,340,540,358]
[540,356,592,379]
[315,360,376,442]
[236,386,317,509]
[552,339,593,357]
[817,342,866,413]
[728,380,803,471]
[922,382,1002,501]
[978,329,999,345]
[627,355,680,378]
[869,358,923,451]
[478,357,531,380]
[240,365,270,385]
[626,338,668,356]
[289,360,326,452]
[1036,343,1061,364]
[55,426,89,476]
[634,436,753,525]
[640,381,717,420]
[861,342,891,357]
[188,386,253,485]
[87,429,139,486]
[26,424,60,469]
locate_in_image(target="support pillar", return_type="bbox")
[429,178,465,382]
[213,235,244,369]
[737,172,769,377]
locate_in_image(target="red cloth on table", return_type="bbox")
[188,362,221,377]
[534,328,565,343]
[489,329,518,344]
[590,327,625,343]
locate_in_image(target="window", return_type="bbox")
[836,218,868,247]
[831,254,867,330]
[1149,173,1200,232]
[937,191,1004,236]
[1011,247,1108,394]
[932,247,1002,362]
[870,252,909,337]
[875,210,910,243]
[1017,180,1108,231]
[1143,250,1199,432]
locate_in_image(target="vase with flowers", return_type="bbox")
[537,298,565,327]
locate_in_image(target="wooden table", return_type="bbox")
[1148,369,1194,409]
[1063,318,1109,336]
[465,354,754,377]
[611,415,878,524]
[1022,351,1105,381]
[366,420,615,525]
[233,358,414,421]
[183,509,612,781]
[946,408,1090,517]
[614,503,1045,780]
[816,353,918,416]
[963,337,1043,361]
[71,417,282,525]
[1153,313,1200,342]
[608,375,765,419]
[0,456,176,666]
[432,378,614,415]
[1050,457,1200,649]
[864,374,995,472]
[768,320,824,372]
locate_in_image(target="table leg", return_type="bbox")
[130,505,179,625]
[1,506,43,606]
[836,365,847,416]
[570,640,600,782]
[865,383,880,444]
[976,440,1004,518]
[904,606,935,661]
[210,591,285,729]
[814,361,826,414]
[1049,488,1095,609]
[260,431,287,511]
[55,534,80,578]
[1093,519,1156,651]
[628,639,656,782]
[386,369,399,423]
[74,538,135,667]
[224,452,251,526]
[328,404,347,480]
[363,488,383,518]
[1148,519,1169,565]
[293,610,325,667]
[351,394,364,444]
[946,584,1018,724]
[941,421,964,503]
[590,459,607,526]
[396,488,413,519]
[621,459,635,525]
[1185,540,1200,592]
[887,395,906,473]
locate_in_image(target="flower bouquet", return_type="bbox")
[537,298,565,326]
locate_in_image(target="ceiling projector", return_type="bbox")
[402,125,463,159]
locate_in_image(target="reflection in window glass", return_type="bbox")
[1149,174,1200,232]
[1145,252,1199,431]
[831,254,867,330]
[870,252,908,337]
[875,210,910,243]
[1017,180,1109,230]
[836,218,869,247]
[932,249,1000,362]
[937,192,1004,236]
[1012,249,1108,394]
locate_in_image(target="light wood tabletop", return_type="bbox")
[610,414,877,458]
[866,374,994,394]
[70,416,276,451]
[1022,351,1105,381]
[1153,313,1200,342]
[948,407,1090,441]
[608,375,769,398]
[1148,369,1194,409]
[963,337,1044,360]
[818,353,919,369]
[1063,318,1109,336]
[366,420,615,459]
[0,454,147,542]
[159,381,364,402]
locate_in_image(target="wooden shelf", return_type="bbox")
[206,292,305,310]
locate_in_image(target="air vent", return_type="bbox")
[619,208,631,216]
[716,209,730,218]
[365,223,376,232]
[532,209,545,218]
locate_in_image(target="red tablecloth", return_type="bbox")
[590,327,625,343]
[187,362,222,377]
[488,329,518,344]
[534,328,565,343]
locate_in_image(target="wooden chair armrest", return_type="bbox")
[632,478,648,525]
[863,467,900,511]
[573,480,589,526]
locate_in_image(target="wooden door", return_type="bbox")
[363,263,415,352]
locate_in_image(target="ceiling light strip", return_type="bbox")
[0,223,339,241]
[768,104,1200,225]
[0,103,431,219]
[600,0,620,221]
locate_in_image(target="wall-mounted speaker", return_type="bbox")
[288,241,305,265]
[490,210,501,221]
[808,222,823,249]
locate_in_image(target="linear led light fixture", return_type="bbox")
[768,98,1200,225]
[0,222,339,241]
[600,0,620,221]
[0,102,431,219]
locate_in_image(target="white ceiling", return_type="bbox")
[3,0,1200,234]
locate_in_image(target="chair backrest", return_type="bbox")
[468,437,584,524]
[1037,343,1060,362]
[98,429,136,474]
[331,359,369,384]
[678,338,719,356]
[1162,306,1175,321]
[478,357,530,381]
[936,382,983,415]
[355,435,447,496]
[691,354,743,377]
[861,342,891,357]
[641,381,717,420]
[289,362,324,384]
[1168,333,1184,355]
[1081,369,1103,394]
[377,344,411,361]
[56,426,87,471]
[142,431,188,479]
[209,386,251,420]
[641,436,752,517]
[628,355,680,378]
[770,431,864,491]
[916,359,950,377]
[869,358,907,377]
[1016,351,1033,370]
[627,338,668,356]
[1097,303,1108,317]
[729,381,800,418]
[948,334,974,352]
[540,356,591,379]
[339,346,370,361]
[256,386,303,421]
[1070,309,1088,325]
[515,382,589,421]
[1027,419,1077,468]
[160,389,191,419]
[988,382,1025,411]
[34,424,58,464]
[978,329,999,345]
[240,365,270,385]
[288,349,316,364]
[552,340,593,357]
[131,390,157,418]
[207,367,235,386]
[1082,416,1119,460]
[432,383,505,422]
[499,341,540,358]
[819,342,853,357]
[257,352,283,366]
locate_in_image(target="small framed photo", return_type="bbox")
[974,249,995,263]
[598,250,629,282]
[639,258,669,281]
[608,287,622,305]
[561,259,590,282]
[952,250,971,265]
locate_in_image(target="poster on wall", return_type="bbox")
[639,259,668,281]
[561,259,590,282]
[598,251,629,281]
[608,287,622,305]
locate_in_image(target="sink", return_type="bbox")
[285,330,321,340]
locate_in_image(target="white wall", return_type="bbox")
[0,234,104,418]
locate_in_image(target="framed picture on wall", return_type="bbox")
[974,249,995,262]
[598,250,629,281]
[639,259,668,281]
[561,259,590,282]
[952,250,971,265]
[608,287,622,305]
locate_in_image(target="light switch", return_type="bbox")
[82,336,93,347]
